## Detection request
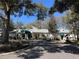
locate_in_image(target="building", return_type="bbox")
[13,26,54,40]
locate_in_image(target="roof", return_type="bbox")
[58,29,70,33]
[13,29,49,33]
[29,29,49,33]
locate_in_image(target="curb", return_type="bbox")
[0,51,16,56]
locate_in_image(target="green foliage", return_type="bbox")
[64,10,79,24]
[49,0,79,14]
[49,7,56,15]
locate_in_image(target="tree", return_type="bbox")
[15,21,24,29]
[9,20,15,31]
[63,11,79,39]
[49,0,79,14]
[48,16,57,34]
[0,0,47,43]
[0,19,3,28]
[49,0,79,27]
[49,0,79,40]
[23,24,33,29]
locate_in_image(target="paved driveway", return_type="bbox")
[0,41,79,59]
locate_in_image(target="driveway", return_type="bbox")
[0,40,79,59]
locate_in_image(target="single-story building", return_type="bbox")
[13,28,54,40]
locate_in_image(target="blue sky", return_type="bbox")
[11,0,65,24]
[32,0,55,8]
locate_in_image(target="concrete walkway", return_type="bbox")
[0,41,79,59]
[38,51,79,59]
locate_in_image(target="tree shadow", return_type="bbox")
[16,40,79,59]
[60,45,79,54]
[16,45,44,59]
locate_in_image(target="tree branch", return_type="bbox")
[0,16,7,20]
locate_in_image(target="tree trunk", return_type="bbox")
[3,17,10,43]
[2,3,10,43]
[3,12,10,43]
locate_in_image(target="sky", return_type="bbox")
[10,0,65,25]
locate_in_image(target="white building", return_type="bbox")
[13,26,54,39]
